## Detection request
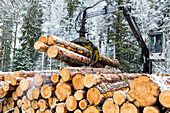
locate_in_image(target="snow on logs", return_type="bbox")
[34,35,120,67]
[0,68,169,112]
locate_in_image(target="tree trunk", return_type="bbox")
[128,75,159,107]
[143,106,160,113]
[13,23,18,56]
[47,45,103,67]
[47,35,120,67]
[60,67,121,81]
[72,73,85,90]
[83,105,100,113]
[34,41,49,53]
[74,90,85,101]
[39,36,48,44]
[65,96,77,111]
[159,90,170,108]
[79,99,88,110]
[102,98,119,113]
[120,103,138,113]
[55,103,67,113]
[55,79,72,102]
[41,85,54,99]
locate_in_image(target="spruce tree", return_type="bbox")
[12,1,43,71]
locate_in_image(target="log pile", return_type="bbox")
[0,68,169,113]
[34,36,120,67]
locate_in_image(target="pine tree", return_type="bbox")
[12,1,43,71]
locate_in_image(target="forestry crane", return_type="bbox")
[73,0,166,74]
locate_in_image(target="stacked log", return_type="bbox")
[34,35,120,67]
[0,67,169,113]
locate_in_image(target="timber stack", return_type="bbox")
[0,35,169,113]
[0,69,169,113]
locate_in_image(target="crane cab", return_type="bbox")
[149,32,166,61]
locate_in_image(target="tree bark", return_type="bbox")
[159,90,170,108]
[128,75,159,107]
[83,105,100,113]
[143,106,160,113]
[65,96,77,111]
[60,67,121,81]
[102,98,119,113]
[47,35,120,67]
[120,103,138,113]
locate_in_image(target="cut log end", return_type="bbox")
[72,73,84,90]
[19,78,29,91]
[34,73,44,86]
[102,99,119,113]
[74,109,82,113]
[87,87,101,105]
[51,73,59,83]
[32,100,38,110]
[4,74,13,81]
[79,99,87,110]
[56,103,67,113]
[66,96,77,111]
[60,67,71,81]
[33,87,40,99]
[83,105,100,113]
[16,86,23,97]
[41,85,52,99]
[159,90,170,108]
[14,107,20,113]
[0,87,7,98]
[128,75,159,107]
[74,90,85,100]
[83,74,95,88]
[38,99,47,112]
[47,35,55,45]
[17,99,22,107]
[143,106,160,113]
[113,91,126,105]
[39,36,48,44]
[12,91,18,100]
[120,103,138,113]
[47,45,59,58]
